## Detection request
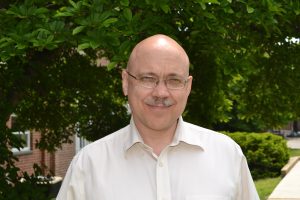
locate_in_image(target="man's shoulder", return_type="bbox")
[183,120,228,138]
[79,125,130,154]
[183,121,216,134]
[182,120,241,151]
[97,125,130,142]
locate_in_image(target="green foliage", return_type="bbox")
[1,164,51,200]
[183,0,300,129]
[225,132,290,180]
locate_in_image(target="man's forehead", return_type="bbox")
[135,39,177,56]
[130,52,189,76]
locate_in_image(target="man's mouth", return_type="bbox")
[144,97,174,107]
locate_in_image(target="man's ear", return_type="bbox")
[122,69,128,96]
[187,76,193,96]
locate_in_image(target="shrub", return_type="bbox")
[224,132,289,180]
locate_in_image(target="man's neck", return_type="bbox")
[136,122,178,156]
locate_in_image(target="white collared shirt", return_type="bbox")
[57,117,259,200]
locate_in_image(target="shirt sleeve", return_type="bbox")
[237,156,260,200]
[56,154,84,200]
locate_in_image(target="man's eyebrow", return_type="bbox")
[167,73,182,77]
[138,72,158,77]
[166,73,188,79]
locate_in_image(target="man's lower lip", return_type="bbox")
[147,104,171,108]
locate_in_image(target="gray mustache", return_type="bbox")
[144,97,174,107]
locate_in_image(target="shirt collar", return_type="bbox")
[124,116,205,152]
[171,117,205,150]
[123,117,144,152]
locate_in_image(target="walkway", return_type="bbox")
[287,137,300,149]
[268,137,300,200]
[268,158,300,200]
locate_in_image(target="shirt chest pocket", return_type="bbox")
[186,195,231,200]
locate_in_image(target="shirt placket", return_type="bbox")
[156,148,172,200]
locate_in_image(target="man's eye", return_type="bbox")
[167,78,183,85]
[140,77,157,83]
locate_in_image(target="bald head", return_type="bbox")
[127,34,190,75]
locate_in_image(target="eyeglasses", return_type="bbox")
[126,71,189,90]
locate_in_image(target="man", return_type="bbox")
[57,34,259,200]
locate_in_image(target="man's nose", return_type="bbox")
[151,80,170,97]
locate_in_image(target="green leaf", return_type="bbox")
[247,5,255,13]
[224,7,234,14]
[160,4,170,14]
[90,41,99,49]
[77,43,90,50]
[69,0,77,8]
[202,0,220,4]
[120,0,129,7]
[46,35,54,43]
[210,0,220,4]
[49,21,65,32]
[119,40,131,55]
[55,11,74,17]
[263,52,270,58]
[0,37,13,48]
[33,7,49,15]
[200,2,206,10]
[99,11,113,22]
[16,43,27,49]
[203,12,216,19]
[6,9,20,16]
[123,8,132,21]
[102,18,118,27]
[107,61,117,71]
[72,26,86,35]
[110,37,120,46]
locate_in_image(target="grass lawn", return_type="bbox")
[289,148,300,157]
[255,176,281,200]
[255,148,300,199]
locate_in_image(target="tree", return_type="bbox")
[182,0,300,129]
[0,0,299,198]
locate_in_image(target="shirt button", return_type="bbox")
[159,161,164,167]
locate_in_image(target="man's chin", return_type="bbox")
[145,116,177,130]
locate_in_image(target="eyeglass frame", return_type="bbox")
[126,70,189,90]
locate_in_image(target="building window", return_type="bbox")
[75,135,91,153]
[74,122,91,153]
[12,130,31,154]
